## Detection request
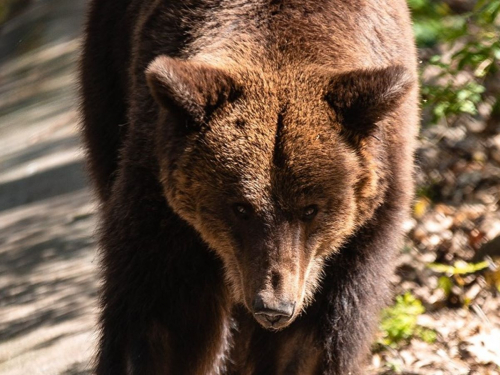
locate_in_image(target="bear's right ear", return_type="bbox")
[146,56,241,124]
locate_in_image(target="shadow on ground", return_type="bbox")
[0,1,98,374]
[0,160,87,211]
[0,188,98,374]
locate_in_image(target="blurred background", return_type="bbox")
[0,0,499,374]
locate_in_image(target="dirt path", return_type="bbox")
[0,2,97,373]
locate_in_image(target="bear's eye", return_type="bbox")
[301,205,318,221]
[232,203,252,219]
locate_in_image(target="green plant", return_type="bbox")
[428,260,490,276]
[411,0,500,124]
[429,260,490,305]
[408,0,465,47]
[378,292,436,348]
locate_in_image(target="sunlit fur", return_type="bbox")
[150,63,407,327]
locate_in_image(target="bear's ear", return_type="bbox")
[146,55,240,123]
[325,65,415,133]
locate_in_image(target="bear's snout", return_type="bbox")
[252,294,296,330]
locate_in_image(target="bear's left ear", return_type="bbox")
[325,65,415,132]
[146,55,241,124]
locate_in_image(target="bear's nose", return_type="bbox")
[252,296,295,324]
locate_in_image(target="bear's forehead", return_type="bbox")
[198,107,353,207]
[235,66,326,97]
[206,108,335,161]
[186,67,356,208]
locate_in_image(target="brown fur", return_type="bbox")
[80,0,419,374]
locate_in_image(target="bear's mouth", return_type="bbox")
[250,295,297,330]
[253,304,296,330]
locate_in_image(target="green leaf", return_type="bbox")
[438,276,453,296]
[429,261,489,275]
[418,327,438,343]
[459,100,477,115]
[378,292,431,348]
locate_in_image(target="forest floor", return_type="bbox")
[1,1,499,374]
[368,119,500,374]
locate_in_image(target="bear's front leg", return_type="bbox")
[316,210,404,375]
[94,169,232,375]
[97,309,231,375]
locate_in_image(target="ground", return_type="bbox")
[0,1,499,374]
[0,2,96,374]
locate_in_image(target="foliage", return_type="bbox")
[409,0,500,124]
[428,260,490,275]
[429,260,490,306]
[408,0,465,47]
[378,292,436,348]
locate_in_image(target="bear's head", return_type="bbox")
[146,56,413,330]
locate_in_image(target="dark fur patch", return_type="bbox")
[325,66,415,136]
[146,56,242,124]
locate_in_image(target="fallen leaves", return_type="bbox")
[369,83,500,373]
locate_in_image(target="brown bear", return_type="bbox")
[79,0,419,374]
